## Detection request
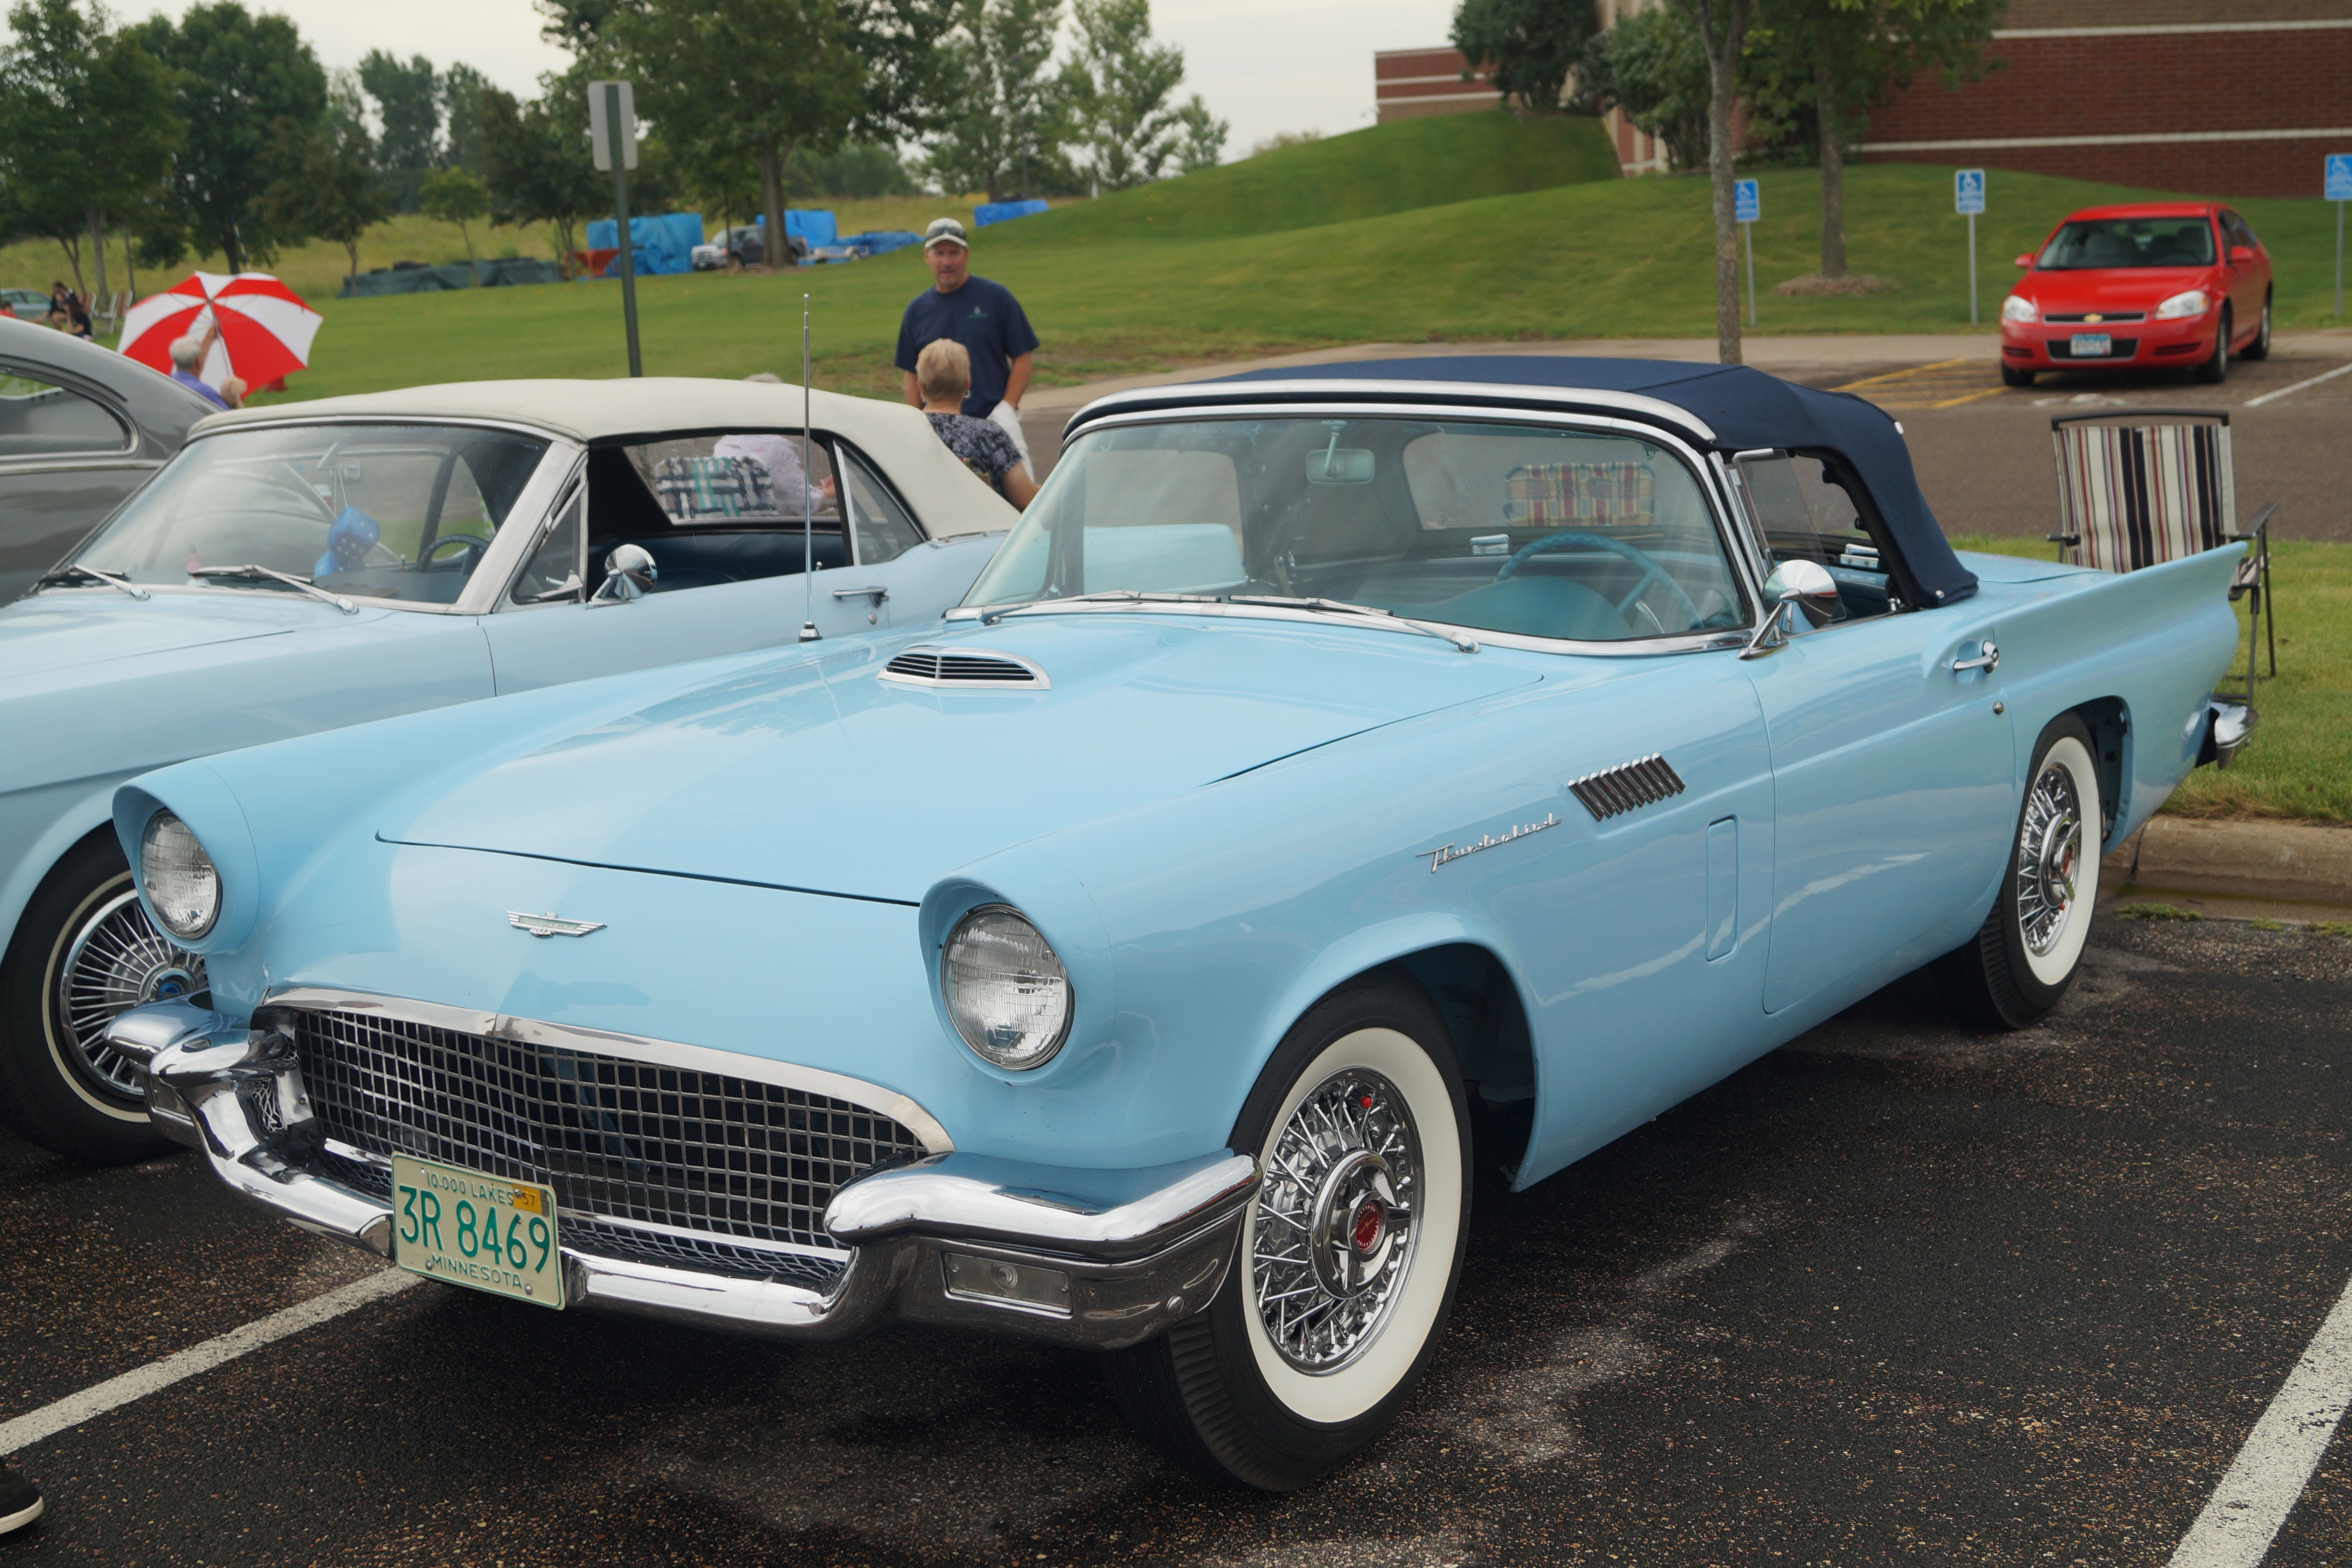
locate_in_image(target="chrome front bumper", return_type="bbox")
[104,1003,1257,1351]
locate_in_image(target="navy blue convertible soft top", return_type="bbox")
[1215,356,1978,607]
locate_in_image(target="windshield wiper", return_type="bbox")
[188,563,359,614]
[978,590,1219,626]
[33,563,149,600]
[1226,594,1479,653]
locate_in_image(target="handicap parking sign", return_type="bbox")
[2329,154,2352,201]
[1734,179,1759,224]
[1954,168,1986,215]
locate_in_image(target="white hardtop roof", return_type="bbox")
[193,378,1018,538]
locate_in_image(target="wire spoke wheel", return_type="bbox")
[2016,760,2084,958]
[1251,1068,1421,1374]
[55,889,206,1101]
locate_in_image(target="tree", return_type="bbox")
[1583,5,1708,171]
[262,111,384,287]
[1668,0,1751,364]
[1172,93,1224,174]
[479,76,606,272]
[917,0,1073,201]
[611,0,868,253]
[130,2,328,273]
[440,61,496,175]
[1065,0,1184,191]
[1743,0,2002,281]
[359,49,438,209]
[420,166,490,268]
[0,0,181,301]
[1448,0,1604,113]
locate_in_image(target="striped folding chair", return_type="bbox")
[1503,461,1656,527]
[2048,409,2275,694]
[651,454,779,522]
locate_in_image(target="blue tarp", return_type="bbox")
[974,199,1050,227]
[583,213,705,276]
[753,210,839,248]
[843,230,921,256]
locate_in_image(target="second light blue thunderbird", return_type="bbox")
[107,359,2250,1491]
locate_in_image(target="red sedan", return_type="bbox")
[1999,202,2272,387]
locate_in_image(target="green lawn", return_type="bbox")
[154,155,2348,406]
[1955,536,2350,825]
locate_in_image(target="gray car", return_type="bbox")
[0,317,215,604]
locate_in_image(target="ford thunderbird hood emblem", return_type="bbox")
[508,910,606,938]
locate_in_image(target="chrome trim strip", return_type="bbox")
[260,986,955,1155]
[1068,380,1720,444]
[949,596,1746,658]
[825,1150,1260,1261]
[576,1209,853,1263]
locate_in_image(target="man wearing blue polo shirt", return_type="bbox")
[895,218,1039,462]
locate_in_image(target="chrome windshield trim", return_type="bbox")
[259,985,955,1155]
[957,403,1760,656]
[1068,381,1719,444]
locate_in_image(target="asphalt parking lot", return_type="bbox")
[4,913,2348,1567]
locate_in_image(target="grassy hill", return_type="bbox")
[1016,113,1621,242]
[209,161,2352,406]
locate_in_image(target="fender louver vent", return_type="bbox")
[879,646,1050,689]
[1568,754,1685,821]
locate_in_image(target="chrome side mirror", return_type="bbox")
[1740,559,1841,658]
[592,543,657,603]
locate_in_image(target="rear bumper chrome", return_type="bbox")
[103,1003,1257,1351]
[2200,696,2256,769]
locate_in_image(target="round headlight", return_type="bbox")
[941,905,1072,1070]
[140,810,219,939]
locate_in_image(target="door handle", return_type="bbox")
[830,584,889,602]
[1950,638,1999,673]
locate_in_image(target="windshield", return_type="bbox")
[2037,217,2215,270]
[961,416,1749,643]
[69,422,550,604]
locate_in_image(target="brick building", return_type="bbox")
[1373,0,2352,197]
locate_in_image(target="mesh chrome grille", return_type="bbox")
[880,646,1047,687]
[291,1008,925,1256]
[1568,754,1686,822]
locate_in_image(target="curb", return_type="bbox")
[2103,816,2352,906]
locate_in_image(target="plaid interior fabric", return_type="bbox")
[1503,462,1655,526]
[2052,422,2234,573]
[653,455,779,522]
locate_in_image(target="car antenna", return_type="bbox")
[799,291,820,643]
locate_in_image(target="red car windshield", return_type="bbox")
[2037,218,2215,270]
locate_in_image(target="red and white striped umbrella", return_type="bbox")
[118,272,322,391]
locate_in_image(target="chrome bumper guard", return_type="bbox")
[103,1003,1259,1351]
[2200,697,2256,770]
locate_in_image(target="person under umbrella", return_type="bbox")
[167,321,244,410]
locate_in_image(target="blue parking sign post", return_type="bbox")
[2327,154,2352,318]
[1734,178,1759,327]
[1954,168,1986,324]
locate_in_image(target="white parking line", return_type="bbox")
[2167,1272,2352,1567]
[0,1269,416,1455]
[2243,362,2352,407]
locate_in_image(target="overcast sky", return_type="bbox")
[134,0,1461,166]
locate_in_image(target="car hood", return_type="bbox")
[379,614,1543,902]
[2022,268,2212,310]
[0,589,391,679]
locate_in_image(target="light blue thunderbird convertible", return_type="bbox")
[103,359,2249,1490]
[0,379,1013,1161]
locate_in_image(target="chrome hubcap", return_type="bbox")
[56,889,206,1098]
[2019,762,2084,957]
[1253,1069,1419,1373]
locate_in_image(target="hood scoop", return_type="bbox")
[881,645,1050,689]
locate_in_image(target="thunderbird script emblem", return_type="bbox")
[508,910,606,938]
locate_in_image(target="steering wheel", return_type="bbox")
[423,534,492,575]
[1496,529,1704,630]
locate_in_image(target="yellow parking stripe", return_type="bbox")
[1930,385,2009,409]
[1831,357,1981,392]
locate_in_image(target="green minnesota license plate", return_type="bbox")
[391,1155,563,1309]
